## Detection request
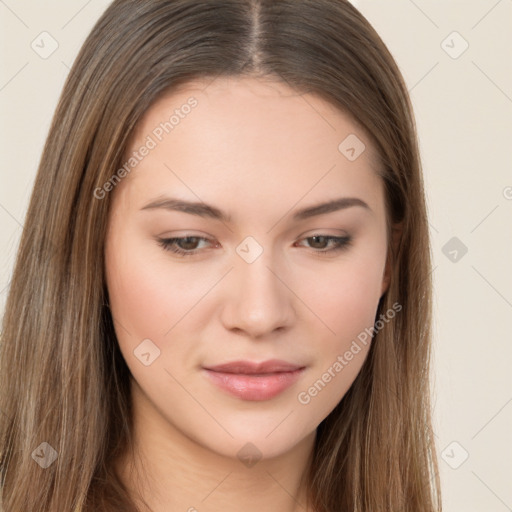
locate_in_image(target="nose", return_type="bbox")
[220,251,296,339]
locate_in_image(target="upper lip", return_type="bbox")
[204,359,305,374]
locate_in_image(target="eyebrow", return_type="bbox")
[140,196,371,222]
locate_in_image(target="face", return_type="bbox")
[104,76,391,461]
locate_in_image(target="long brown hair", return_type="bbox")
[0,1,441,510]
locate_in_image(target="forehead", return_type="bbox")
[128,75,381,165]
[116,76,385,220]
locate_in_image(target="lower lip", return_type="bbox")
[202,368,305,401]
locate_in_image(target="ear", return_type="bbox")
[381,221,403,297]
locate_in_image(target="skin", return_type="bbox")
[104,75,392,512]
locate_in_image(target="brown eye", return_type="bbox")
[296,235,352,255]
[158,236,212,256]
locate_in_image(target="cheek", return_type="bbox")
[104,235,204,397]
[105,234,206,342]
[106,253,169,340]
[299,255,384,343]
[293,257,382,419]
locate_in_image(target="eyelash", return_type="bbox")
[157,234,352,257]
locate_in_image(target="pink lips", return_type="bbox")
[202,359,306,401]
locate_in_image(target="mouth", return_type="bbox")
[202,359,306,401]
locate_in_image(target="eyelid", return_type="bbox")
[156,228,348,244]
[299,227,350,237]
[156,231,352,258]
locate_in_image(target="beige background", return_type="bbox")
[1,1,511,509]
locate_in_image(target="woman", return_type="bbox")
[0,1,441,511]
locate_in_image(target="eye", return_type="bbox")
[157,236,214,257]
[295,234,352,256]
[157,234,352,258]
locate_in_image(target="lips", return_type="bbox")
[204,359,304,375]
[202,359,306,401]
